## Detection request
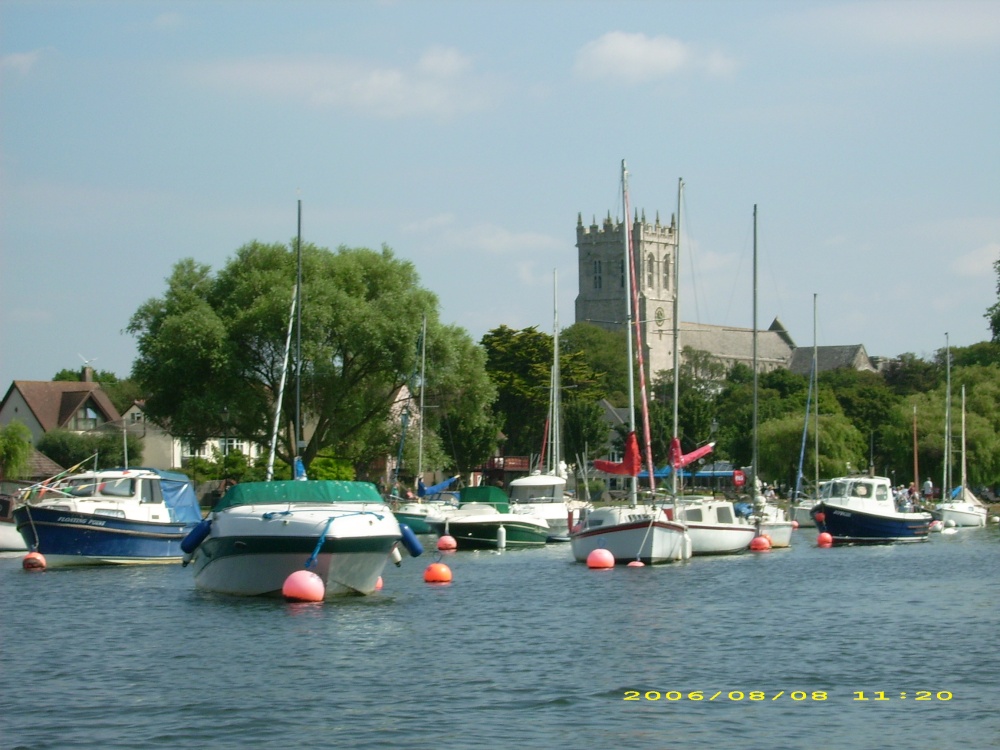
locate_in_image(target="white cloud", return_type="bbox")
[1,50,43,75]
[574,32,738,85]
[782,1,1000,49]
[192,48,497,119]
[153,12,185,31]
[952,242,999,277]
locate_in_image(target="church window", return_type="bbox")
[593,260,602,290]
[663,256,671,290]
[646,253,655,289]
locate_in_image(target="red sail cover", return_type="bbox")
[594,431,642,476]
[670,438,715,469]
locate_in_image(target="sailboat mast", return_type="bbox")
[751,205,759,496]
[813,293,819,492]
[961,385,967,492]
[622,161,638,506]
[944,333,951,497]
[294,198,303,467]
[671,179,683,499]
[417,315,427,480]
[551,270,562,474]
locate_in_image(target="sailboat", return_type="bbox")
[508,270,592,541]
[746,205,793,548]
[569,163,691,565]
[654,185,754,556]
[183,201,419,597]
[935,385,987,527]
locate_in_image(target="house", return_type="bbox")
[0,367,121,445]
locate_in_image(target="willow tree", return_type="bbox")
[127,241,487,473]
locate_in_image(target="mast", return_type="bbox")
[294,198,304,470]
[671,178,683,500]
[813,293,819,492]
[622,160,638,507]
[417,315,427,480]
[944,333,951,498]
[551,270,562,475]
[913,403,919,493]
[960,385,967,494]
[751,205,759,498]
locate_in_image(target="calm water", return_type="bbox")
[2,526,998,750]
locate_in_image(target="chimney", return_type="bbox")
[82,366,94,382]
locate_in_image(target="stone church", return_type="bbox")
[573,210,871,379]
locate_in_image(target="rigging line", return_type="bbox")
[719,220,753,328]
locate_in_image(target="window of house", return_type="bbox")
[73,405,99,432]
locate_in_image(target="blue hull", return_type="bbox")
[14,506,196,564]
[812,502,930,545]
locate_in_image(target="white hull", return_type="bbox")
[512,500,590,540]
[570,506,691,564]
[757,520,794,548]
[190,502,401,597]
[685,523,756,555]
[792,504,816,527]
[936,504,987,527]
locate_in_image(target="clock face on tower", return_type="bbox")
[654,307,666,327]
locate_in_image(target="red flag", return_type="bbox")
[670,439,715,469]
[594,431,642,476]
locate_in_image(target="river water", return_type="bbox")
[2,525,998,750]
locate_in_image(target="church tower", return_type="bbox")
[574,209,678,380]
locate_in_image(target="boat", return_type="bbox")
[12,467,201,566]
[811,474,932,544]
[675,495,756,554]
[392,483,459,534]
[186,479,406,596]
[0,493,28,552]
[182,199,418,597]
[508,270,591,541]
[935,386,986,527]
[570,165,691,565]
[427,485,549,549]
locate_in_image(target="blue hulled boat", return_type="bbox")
[811,475,931,545]
[14,468,202,566]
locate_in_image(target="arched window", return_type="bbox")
[593,259,602,290]
[647,253,655,288]
[663,256,671,290]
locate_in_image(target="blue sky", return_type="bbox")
[2,0,998,390]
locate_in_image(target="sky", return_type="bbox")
[2,0,999,391]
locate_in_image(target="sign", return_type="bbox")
[732,469,746,487]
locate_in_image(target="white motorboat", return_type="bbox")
[509,473,589,541]
[427,485,550,549]
[186,480,409,597]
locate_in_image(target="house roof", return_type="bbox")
[2,380,121,431]
[787,345,875,376]
[28,448,64,480]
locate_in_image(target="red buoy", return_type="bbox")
[750,535,772,551]
[437,535,457,551]
[817,532,833,548]
[22,551,46,571]
[626,559,645,567]
[586,548,615,569]
[813,511,826,524]
[424,562,452,583]
[791,520,799,529]
[282,570,325,602]
[375,576,384,590]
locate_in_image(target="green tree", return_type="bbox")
[561,322,626,406]
[0,421,32,482]
[882,353,942,396]
[36,428,142,470]
[985,256,1000,341]
[128,242,491,473]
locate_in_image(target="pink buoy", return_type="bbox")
[22,551,46,571]
[586,548,615,569]
[791,520,799,529]
[437,535,457,551]
[375,576,384,590]
[817,532,833,548]
[750,535,771,551]
[813,511,826,524]
[282,570,325,602]
[626,559,645,567]
[424,562,452,583]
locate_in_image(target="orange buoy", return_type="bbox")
[750,535,772,551]
[586,548,615,569]
[791,520,799,529]
[424,562,452,583]
[813,511,826,524]
[282,570,325,602]
[626,559,645,567]
[817,532,833,548]
[375,576,384,590]
[437,535,457,551]
[22,551,46,571]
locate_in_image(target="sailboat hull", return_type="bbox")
[570,506,691,564]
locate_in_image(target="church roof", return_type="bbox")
[787,345,876,376]
[680,317,795,369]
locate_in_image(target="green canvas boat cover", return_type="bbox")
[458,485,509,513]
[213,480,384,511]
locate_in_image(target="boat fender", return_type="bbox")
[391,546,403,567]
[400,524,424,558]
[181,519,212,554]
